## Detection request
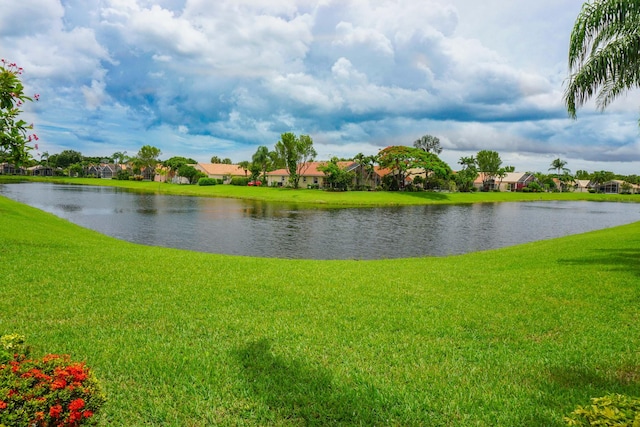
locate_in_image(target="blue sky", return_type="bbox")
[2,0,640,174]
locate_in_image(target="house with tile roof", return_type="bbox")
[592,179,640,194]
[266,161,358,188]
[473,172,536,191]
[194,163,249,184]
[573,179,592,193]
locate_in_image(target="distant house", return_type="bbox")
[194,163,248,183]
[0,163,26,175]
[349,164,384,189]
[266,161,356,188]
[573,179,592,193]
[27,165,54,177]
[99,164,117,179]
[593,180,639,194]
[473,172,536,191]
[85,164,100,177]
[372,166,416,189]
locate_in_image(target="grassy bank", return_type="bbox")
[1,195,639,425]
[4,175,640,207]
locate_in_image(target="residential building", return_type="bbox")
[194,163,248,183]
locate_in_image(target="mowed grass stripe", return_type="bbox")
[1,195,638,426]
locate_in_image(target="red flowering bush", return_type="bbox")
[0,335,105,426]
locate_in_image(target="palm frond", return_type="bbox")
[565,0,640,118]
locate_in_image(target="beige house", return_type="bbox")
[474,172,536,191]
[593,179,640,194]
[573,179,592,193]
[266,161,356,188]
[194,163,249,183]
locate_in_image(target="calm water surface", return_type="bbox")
[1,182,639,259]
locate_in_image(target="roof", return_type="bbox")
[196,163,247,176]
[473,172,529,184]
[267,161,355,177]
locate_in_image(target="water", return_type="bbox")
[1,182,639,259]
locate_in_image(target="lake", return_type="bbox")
[1,182,639,259]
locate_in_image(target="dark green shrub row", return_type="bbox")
[198,178,217,186]
[230,177,250,186]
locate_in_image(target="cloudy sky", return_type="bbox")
[2,0,640,174]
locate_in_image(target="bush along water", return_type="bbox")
[0,334,106,427]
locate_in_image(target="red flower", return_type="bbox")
[51,378,67,389]
[67,363,88,382]
[68,398,84,411]
[42,354,61,363]
[0,401,7,410]
[68,410,82,423]
[83,410,94,418]
[49,404,62,418]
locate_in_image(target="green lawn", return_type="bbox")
[6,175,640,207]
[1,194,639,425]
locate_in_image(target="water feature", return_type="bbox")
[1,182,638,259]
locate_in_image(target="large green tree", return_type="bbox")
[177,164,203,184]
[413,134,443,154]
[476,150,503,191]
[591,170,616,191]
[163,156,195,181]
[0,60,38,166]
[318,157,354,191]
[52,150,83,169]
[378,146,450,191]
[274,132,317,187]
[377,146,416,190]
[565,0,640,118]
[135,145,162,178]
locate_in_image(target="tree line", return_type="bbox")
[16,131,640,193]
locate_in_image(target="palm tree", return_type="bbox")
[238,160,250,177]
[549,158,571,192]
[252,146,270,184]
[565,0,640,118]
[112,151,127,178]
[353,153,366,189]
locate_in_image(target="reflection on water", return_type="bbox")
[1,182,639,259]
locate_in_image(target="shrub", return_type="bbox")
[198,177,217,186]
[564,394,640,426]
[0,334,106,427]
[230,177,250,186]
[526,182,543,193]
[115,170,130,181]
[0,334,30,363]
